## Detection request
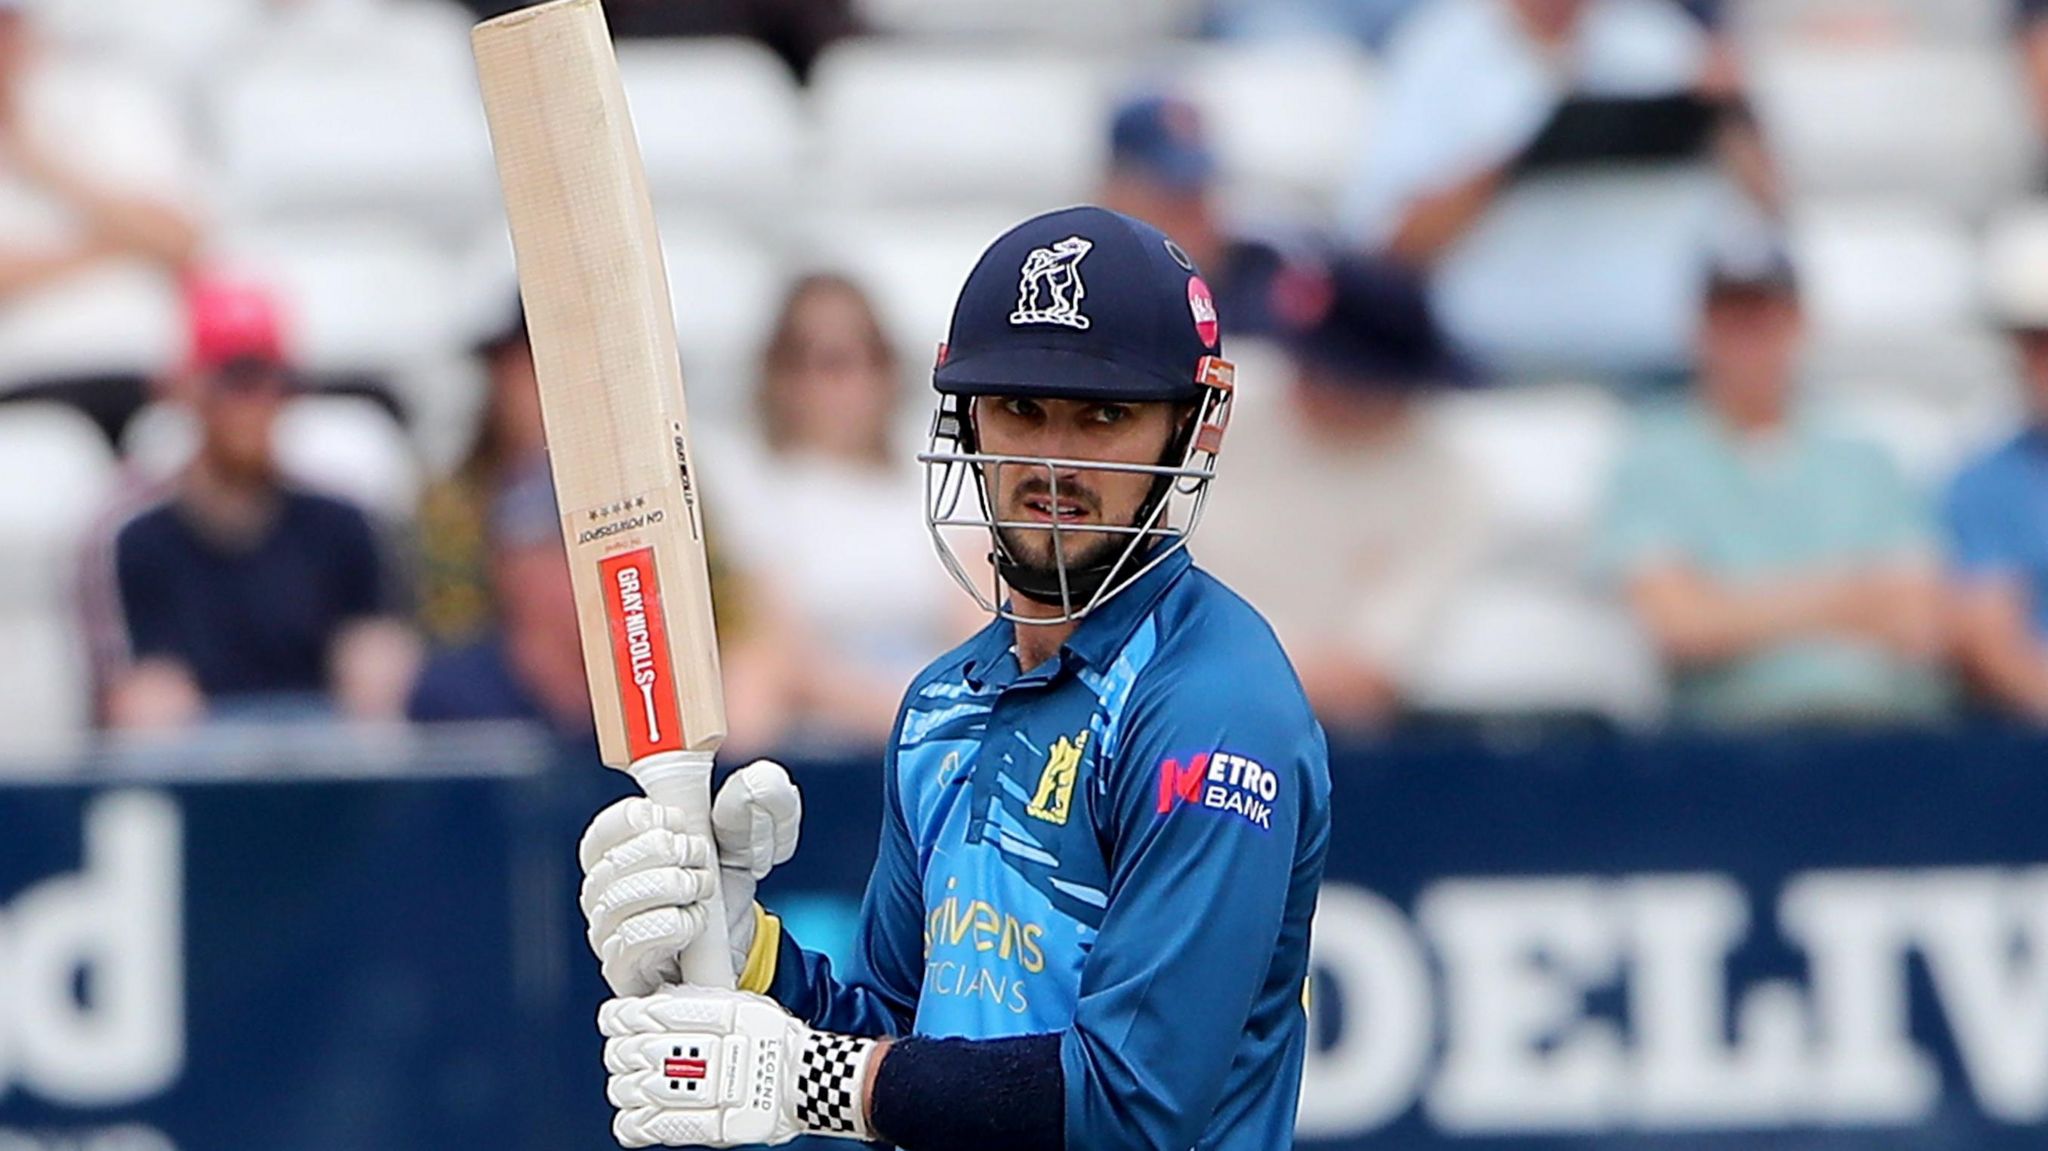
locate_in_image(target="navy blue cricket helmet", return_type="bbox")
[933,205,1223,403]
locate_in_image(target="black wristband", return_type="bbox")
[869,1032,1066,1151]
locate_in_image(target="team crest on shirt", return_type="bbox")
[1010,236,1093,330]
[1156,750,1277,830]
[1025,730,1087,825]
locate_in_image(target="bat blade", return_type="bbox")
[473,0,732,987]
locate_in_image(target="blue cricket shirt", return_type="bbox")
[764,548,1331,1150]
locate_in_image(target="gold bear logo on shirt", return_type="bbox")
[1026,731,1088,825]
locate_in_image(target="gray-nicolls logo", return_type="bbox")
[1010,236,1094,330]
[0,791,184,1106]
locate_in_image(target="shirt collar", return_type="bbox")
[960,547,1193,690]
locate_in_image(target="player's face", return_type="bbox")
[972,396,1180,575]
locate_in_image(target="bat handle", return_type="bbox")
[629,748,736,990]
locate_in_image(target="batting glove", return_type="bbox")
[601,986,879,1147]
[579,759,802,995]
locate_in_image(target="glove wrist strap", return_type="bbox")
[794,1031,879,1141]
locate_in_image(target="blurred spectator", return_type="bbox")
[409,461,590,736]
[2020,0,2048,173]
[709,273,976,747]
[1943,226,2048,721]
[1198,254,1483,731]
[0,0,196,300]
[460,0,858,81]
[94,281,420,729]
[1341,0,1776,380]
[415,303,548,644]
[1098,92,1288,338]
[1596,239,1951,729]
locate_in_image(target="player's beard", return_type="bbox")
[993,474,1146,602]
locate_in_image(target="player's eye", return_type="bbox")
[1000,397,1042,420]
[1090,404,1133,426]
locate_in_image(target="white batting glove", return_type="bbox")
[601,986,879,1147]
[579,759,802,996]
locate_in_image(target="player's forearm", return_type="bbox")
[1953,589,2048,720]
[1383,167,1504,266]
[1630,567,1859,666]
[862,1033,1065,1151]
[0,242,113,300]
[331,618,424,721]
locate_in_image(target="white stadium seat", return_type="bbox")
[1982,200,2048,329]
[275,395,422,522]
[0,610,93,758]
[618,40,806,222]
[855,0,1199,43]
[207,224,467,376]
[656,218,787,420]
[1802,325,2017,405]
[1408,572,1669,728]
[799,207,1022,365]
[1163,40,1377,224]
[1732,0,2014,47]
[1752,43,2036,213]
[0,403,118,608]
[0,263,182,392]
[28,0,266,83]
[809,41,1109,212]
[1424,383,1626,571]
[1792,200,1981,335]
[208,18,494,238]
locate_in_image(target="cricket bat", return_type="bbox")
[472,0,733,989]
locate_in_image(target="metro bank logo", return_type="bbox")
[1156,751,1278,830]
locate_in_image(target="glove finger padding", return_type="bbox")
[580,797,689,873]
[614,1106,725,1149]
[599,903,711,997]
[584,862,719,952]
[712,760,802,879]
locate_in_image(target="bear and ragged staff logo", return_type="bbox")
[1010,236,1094,330]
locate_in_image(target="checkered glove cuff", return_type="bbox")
[795,1030,878,1140]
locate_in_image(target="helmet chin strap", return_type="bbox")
[996,544,1130,610]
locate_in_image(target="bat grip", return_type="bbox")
[629,748,735,990]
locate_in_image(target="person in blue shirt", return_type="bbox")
[575,206,1330,1149]
[1946,233,2048,721]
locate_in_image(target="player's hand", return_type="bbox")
[579,759,802,995]
[601,986,878,1147]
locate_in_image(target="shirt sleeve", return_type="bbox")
[328,502,396,621]
[1945,458,2021,579]
[1059,656,1326,1151]
[113,519,180,662]
[764,717,923,1038]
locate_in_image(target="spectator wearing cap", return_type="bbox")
[413,301,549,644]
[1941,217,2048,721]
[1595,239,1951,729]
[1342,0,1777,380]
[95,281,420,729]
[1097,93,1287,338]
[1196,254,1484,731]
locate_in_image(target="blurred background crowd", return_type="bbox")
[3,0,2048,764]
